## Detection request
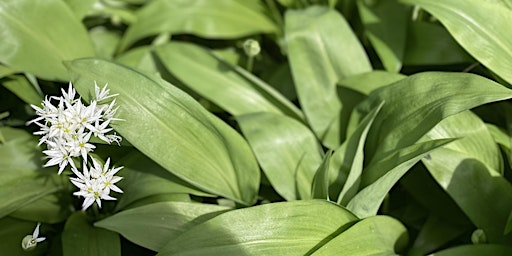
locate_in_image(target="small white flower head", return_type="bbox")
[70,157,123,211]
[27,82,122,175]
[21,222,46,251]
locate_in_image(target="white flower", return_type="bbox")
[21,222,46,251]
[94,81,118,102]
[43,140,75,175]
[70,157,123,211]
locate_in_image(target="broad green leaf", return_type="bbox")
[354,72,512,162]
[423,111,503,173]
[285,6,372,149]
[0,218,48,255]
[357,0,408,72]
[311,150,333,200]
[337,71,406,95]
[403,21,471,66]
[119,0,278,51]
[157,200,359,256]
[311,216,408,255]
[423,145,512,242]
[336,102,382,205]
[115,150,212,210]
[95,202,230,251]
[155,42,303,120]
[430,244,512,256]
[0,64,18,78]
[67,58,260,205]
[402,0,512,85]
[238,112,322,201]
[2,75,42,105]
[0,0,95,80]
[62,212,121,256]
[348,139,455,218]
[0,127,42,171]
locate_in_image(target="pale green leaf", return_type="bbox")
[2,75,42,106]
[285,6,372,148]
[95,202,230,251]
[157,200,359,256]
[238,112,322,201]
[354,72,512,162]
[155,42,303,120]
[348,139,455,218]
[311,150,333,200]
[311,215,408,255]
[67,58,260,205]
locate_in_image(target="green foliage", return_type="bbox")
[2,0,512,255]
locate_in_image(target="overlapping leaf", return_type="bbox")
[67,58,260,205]
[402,0,512,85]
[285,6,372,149]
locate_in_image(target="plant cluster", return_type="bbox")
[1,0,512,255]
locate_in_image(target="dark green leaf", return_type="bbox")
[62,212,121,256]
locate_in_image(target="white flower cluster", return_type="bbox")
[28,82,123,211]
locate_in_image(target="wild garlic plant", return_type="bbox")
[27,82,123,211]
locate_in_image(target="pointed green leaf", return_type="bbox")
[311,150,333,200]
[155,42,303,120]
[354,72,512,162]
[311,216,408,255]
[0,0,95,80]
[95,202,230,251]
[119,0,278,51]
[338,71,406,95]
[157,200,358,256]
[402,0,512,85]
[285,6,372,148]
[67,58,260,205]
[62,212,121,256]
[336,102,383,205]
[238,112,322,201]
[349,139,455,218]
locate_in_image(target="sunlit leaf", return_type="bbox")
[285,5,372,148]
[238,112,322,201]
[95,202,230,251]
[311,215,408,255]
[155,42,303,120]
[67,58,260,205]
[157,200,358,255]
